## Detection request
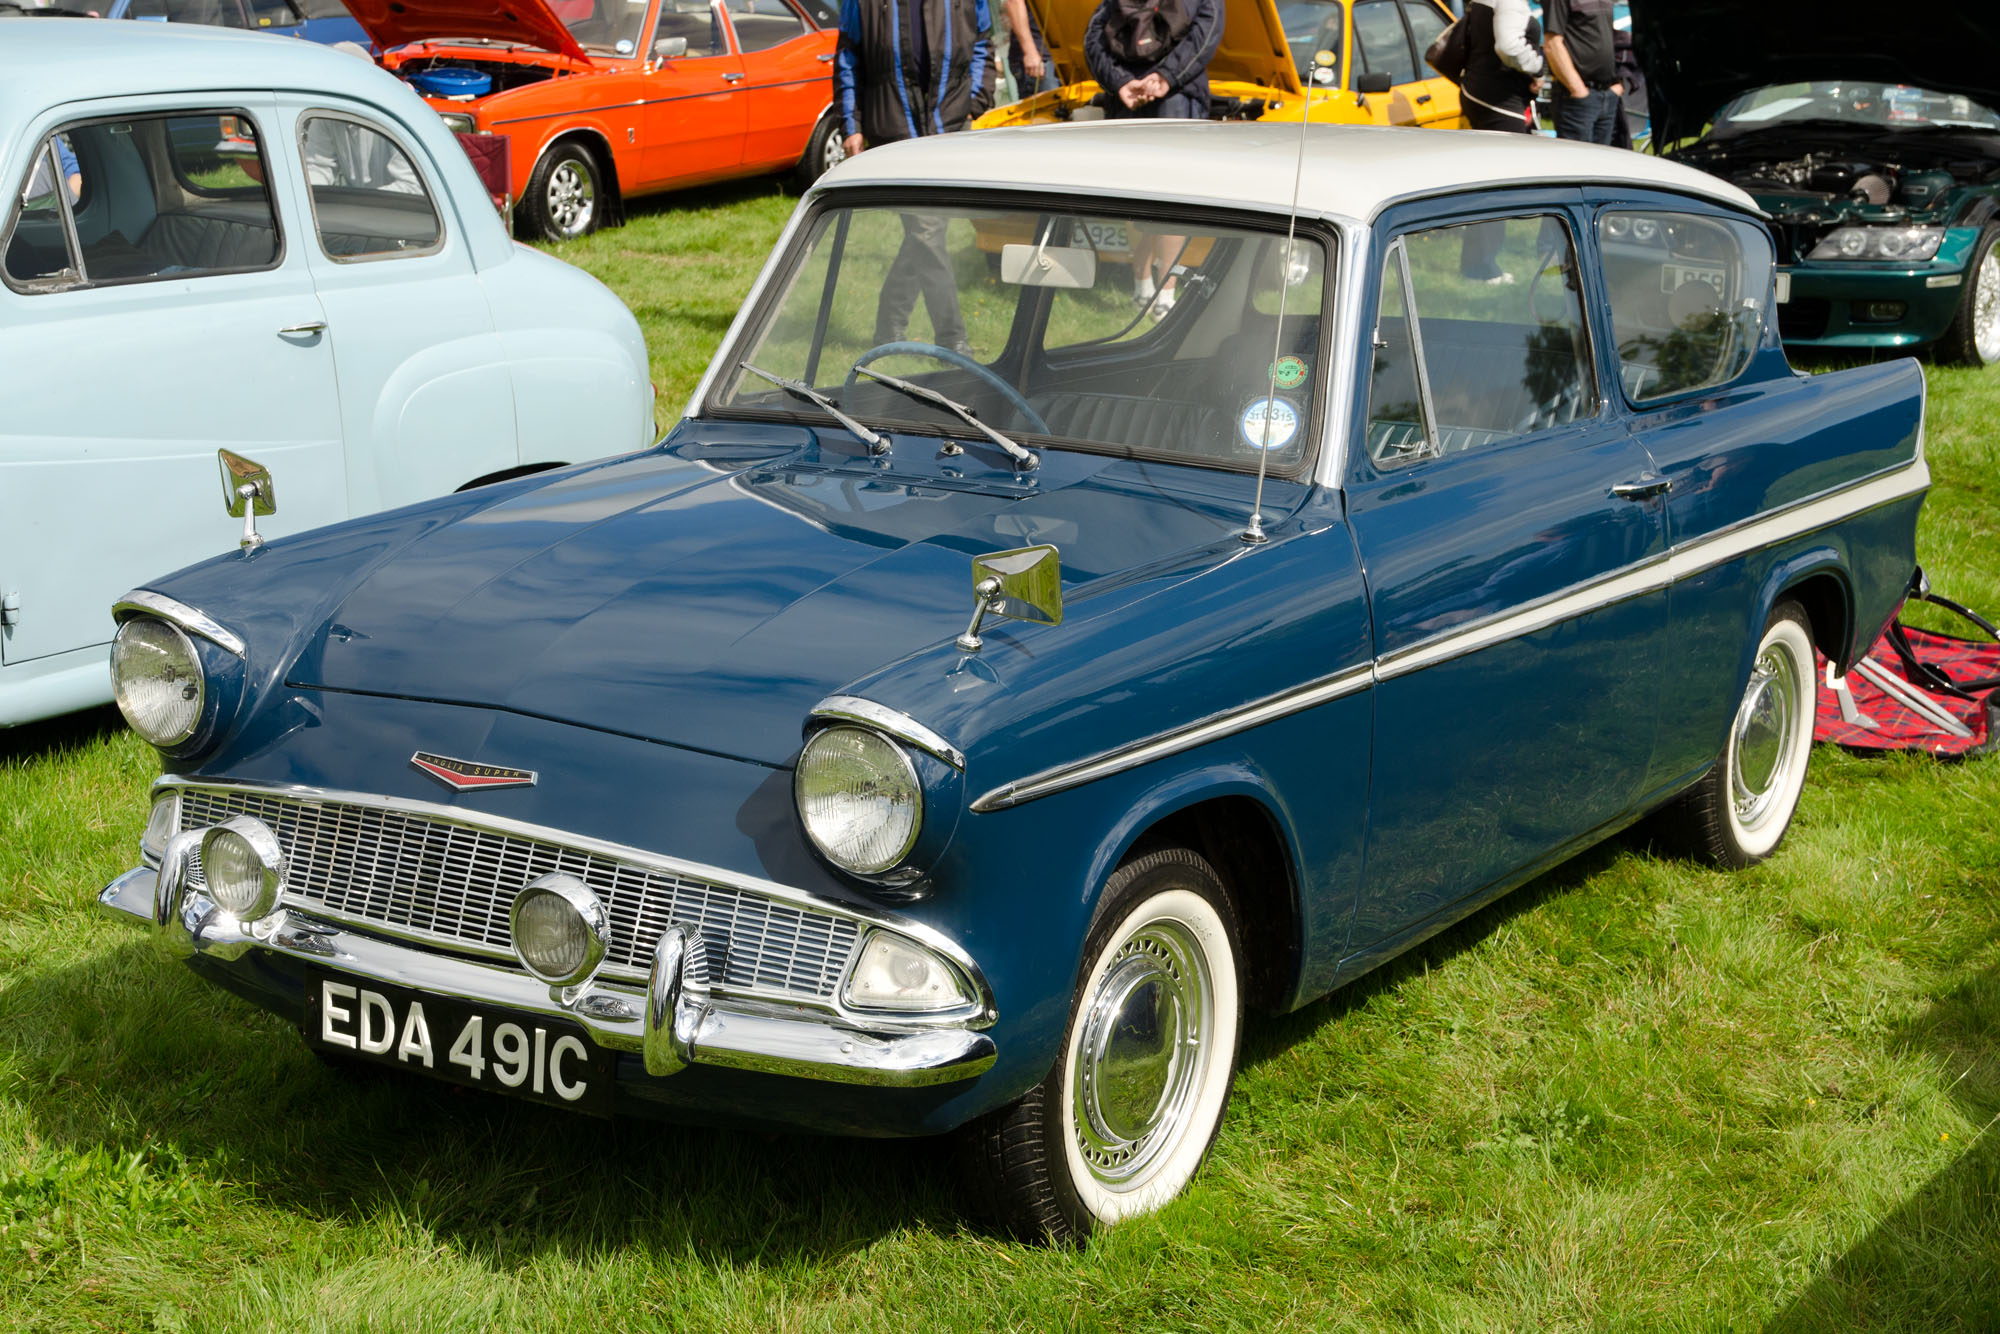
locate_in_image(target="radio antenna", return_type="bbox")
[1241,47,1332,545]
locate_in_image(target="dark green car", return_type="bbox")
[1636,1,2000,365]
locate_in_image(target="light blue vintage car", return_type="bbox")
[98,124,1927,1242]
[0,23,653,727]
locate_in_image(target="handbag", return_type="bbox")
[1425,17,1468,83]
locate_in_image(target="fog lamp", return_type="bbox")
[1855,301,1908,323]
[510,872,609,987]
[842,931,973,1013]
[199,816,285,921]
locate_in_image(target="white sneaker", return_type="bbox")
[1148,284,1177,320]
[1133,274,1156,309]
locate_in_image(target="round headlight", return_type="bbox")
[111,618,205,747]
[510,873,609,987]
[200,816,284,921]
[796,726,922,875]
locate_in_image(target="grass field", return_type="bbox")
[3,180,1998,1331]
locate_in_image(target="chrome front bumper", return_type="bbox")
[99,865,997,1089]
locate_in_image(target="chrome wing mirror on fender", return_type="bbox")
[955,545,1062,652]
[218,449,276,553]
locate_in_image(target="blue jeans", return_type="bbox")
[1553,87,1620,144]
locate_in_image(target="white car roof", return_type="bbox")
[0,20,410,130]
[822,120,1760,221]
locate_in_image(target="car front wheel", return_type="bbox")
[526,142,601,243]
[792,114,847,191]
[1939,224,2000,366]
[1658,601,1817,867]
[960,847,1242,1243]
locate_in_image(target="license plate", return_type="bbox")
[1662,261,1726,294]
[303,969,614,1116]
[1083,221,1129,253]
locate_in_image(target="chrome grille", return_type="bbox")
[175,788,861,1000]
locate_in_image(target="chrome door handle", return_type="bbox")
[1611,473,1671,500]
[816,52,834,61]
[279,321,327,336]
[721,71,746,82]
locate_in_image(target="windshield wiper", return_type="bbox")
[853,367,1038,471]
[741,364,884,452]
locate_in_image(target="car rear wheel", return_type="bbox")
[526,142,601,243]
[792,114,846,191]
[1939,225,2000,366]
[1656,601,1817,868]
[958,847,1242,1243]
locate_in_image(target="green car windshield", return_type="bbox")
[1714,81,2000,133]
[713,202,1330,475]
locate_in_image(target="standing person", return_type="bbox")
[835,0,992,354]
[1458,0,1543,134]
[1543,0,1621,144]
[1004,0,1049,96]
[1083,0,1221,317]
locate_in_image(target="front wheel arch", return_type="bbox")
[520,132,622,241]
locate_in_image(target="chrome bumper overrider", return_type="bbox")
[98,866,996,1089]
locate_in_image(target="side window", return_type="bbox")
[1600,210,1772,402]
[4,112,281,293]
[653,0,728,55]
[725,0,807,52]
[1352,0,1417,86]
[1399,0,1446,68]
[1365,214,1595,468]
[298,115,443,260]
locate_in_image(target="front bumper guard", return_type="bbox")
[99,865,997,1090]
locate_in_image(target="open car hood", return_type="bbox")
[343,0,590,60]
[1034,0,1300,97]
[1631,0,2000,144]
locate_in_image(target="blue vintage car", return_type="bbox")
[98,123,1929,1240]
[0,24,653,728]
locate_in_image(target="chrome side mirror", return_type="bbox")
[955,545,1063,652]
[653,35,687,60]
[218,448,276,552]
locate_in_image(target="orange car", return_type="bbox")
[349,0,843,240]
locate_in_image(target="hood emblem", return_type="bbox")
[410,751,538,792]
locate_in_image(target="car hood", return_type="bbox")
[283,429,1276,769]
[343,0,589,61]
[1631,0,2000,144]
[1034,0,1301,98]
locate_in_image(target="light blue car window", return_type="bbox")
[298,115,444,261]
[1600,210,1771,403]
[1371,214,1594,467]
[5,112,282,293]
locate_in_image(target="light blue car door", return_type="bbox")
[272,95,520,512]
[0,94,346,715]
[1342,195,1671,956]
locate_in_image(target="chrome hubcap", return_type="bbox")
[547,160,595,237]
[821,127,846,174]
[1974,246,2000,364]
[1731,641,1800,830]
[1072,921,1211,1187]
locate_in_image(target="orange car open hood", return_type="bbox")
[1034,0,1300,97]
[344,0,591,61]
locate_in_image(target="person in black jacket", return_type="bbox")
[1459,0,1543,133]
[835,0,992,352]
[1083,0,1221,316]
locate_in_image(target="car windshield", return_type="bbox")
[1275,0,1344,86]
[711,201,1331,475]
[1714,81,2000,134]
[549,0,653,53]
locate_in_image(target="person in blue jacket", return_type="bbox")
[1084,0,1221,316]
[835,0,991,353]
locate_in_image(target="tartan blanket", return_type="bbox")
[1815,606,2000,759]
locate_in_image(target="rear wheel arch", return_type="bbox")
[1773,566,1853,668]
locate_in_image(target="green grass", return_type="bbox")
[4,191,1999,1331]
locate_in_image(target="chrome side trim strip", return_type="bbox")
[113,591,247,659]
[153,775,995,1028]
[809,694,966,770]
[971,453,1929,813]
[969,663,1374,813]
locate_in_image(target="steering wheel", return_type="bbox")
[845,341,1050,436]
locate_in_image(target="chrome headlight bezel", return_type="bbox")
[199,815,286,921]
[1807,225,1947,263]
[509,872,611,988]
[795,725,924,877]
[110,617,206,748]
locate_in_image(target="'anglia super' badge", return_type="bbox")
[409,752,539,791]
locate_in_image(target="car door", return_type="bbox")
[640,0,750,184]
[1342,194,1669,953]
[1349,0,1425,126]
[721,0,832,169]
[1394,0,1465,127]
[276,97,519,512]
[0,96,346,679]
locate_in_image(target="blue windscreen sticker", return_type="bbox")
[1239,396,1301,451]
